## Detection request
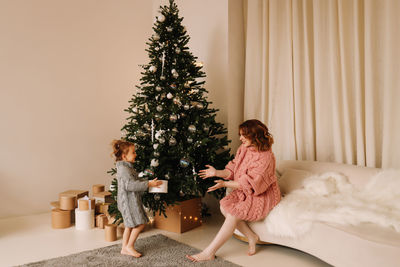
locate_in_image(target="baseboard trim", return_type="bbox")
[233,233,273,245]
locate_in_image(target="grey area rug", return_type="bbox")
[19,234,241,267]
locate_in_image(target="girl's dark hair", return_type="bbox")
[111,139,135,161]
[239,119,274,151]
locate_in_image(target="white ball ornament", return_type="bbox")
[156,105,163,112]
[169,114,177,122]
[167,93,173,99]
[156,86,162,92]
[157,14,165,22]
[153,33,160,41]
[187,137,193,143]
[159,137,165,144]
[173,72,179,78]
[183,104,190,110]
[153,144,159,149]
[149,66,157,73]
[169,137,177,146]
[133,107,138,113]
[188,125,196,133]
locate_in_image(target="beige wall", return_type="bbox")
[0,0,230,218]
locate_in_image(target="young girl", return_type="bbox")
[111,139,162,258]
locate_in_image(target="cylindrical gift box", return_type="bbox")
[75,208,94,230]
[117,224,125,237]
[105,224,117,242]
[78,197,95,211]
[96,214,108,229]
[92,184,105,194]
[59,195,76,210]
[51,208,71,229]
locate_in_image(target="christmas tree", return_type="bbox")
[108,0,232,221]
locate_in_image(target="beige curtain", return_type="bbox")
[240,0,400,169]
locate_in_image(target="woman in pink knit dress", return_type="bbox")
[187,119,281,262]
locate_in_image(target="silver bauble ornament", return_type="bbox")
[187,137,193,143]
[149,66,157,73]
[169,137,177,146]
[159,137,165,144]
[173,72,179,78]
[151,159,159,167]
[156,85,162,92]
[183,104,190,110]
[167,93,173,99]
[188,125,196,133]
[156,105,163,112]
[196,103,204,109]
[157,14,165,22]
[169,114,177,122]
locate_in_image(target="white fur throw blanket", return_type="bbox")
[264,170,400,238]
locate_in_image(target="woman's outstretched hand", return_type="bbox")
[199,165,216,179]
[207,180,226,192]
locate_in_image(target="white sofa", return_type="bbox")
[233,160,400,267]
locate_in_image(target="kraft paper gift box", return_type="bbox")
[59,190,89,207]
[78,196,95,210]
[154,197,202,233]
[105,224,117,242]
[51,208,71,229]
[92,184,105,194]
[93,191,113,203]
[95,202,111,215]
[96,214,108,229]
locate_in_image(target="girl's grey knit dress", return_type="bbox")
[116,161,149,228]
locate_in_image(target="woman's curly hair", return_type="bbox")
[239,119,274,151]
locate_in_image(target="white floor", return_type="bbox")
[0,212,329,267]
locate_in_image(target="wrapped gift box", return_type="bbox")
[59,190,88,207]
[93,191,113,203]
[92,184,105,194]
[154,197,202,233]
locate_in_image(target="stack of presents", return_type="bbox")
[50,185,120,241]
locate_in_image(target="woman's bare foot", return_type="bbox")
[247,234,260,256]
[121,246,142,258]
[186,252,215,262]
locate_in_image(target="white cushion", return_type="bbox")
[278,168,313,195]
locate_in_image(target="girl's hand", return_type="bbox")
[149,178,163,188]
[207,180,226,192]
[199,165,217,179]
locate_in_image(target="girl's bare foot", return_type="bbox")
[247,234,260,256]
[121,246,142,258]
[186,252,215,262]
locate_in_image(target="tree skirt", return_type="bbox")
[19,234,240,267]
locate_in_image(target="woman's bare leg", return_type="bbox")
[221,206,259,255]
[187,212,239,262]
[236,220,259,255]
